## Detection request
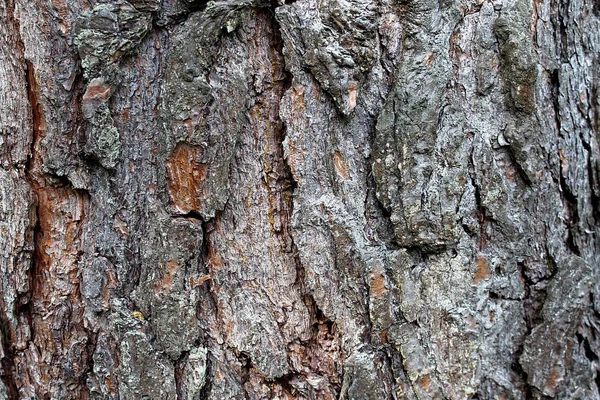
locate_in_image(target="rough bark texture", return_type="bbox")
[0,0,599,398]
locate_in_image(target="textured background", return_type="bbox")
[0,0,599,398]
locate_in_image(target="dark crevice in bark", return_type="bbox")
[468,141,491,251]
[17,56,42,399]
[274,145,343,393]
[558,153,582,257]
[592,0,600,16]
[517,261,547,331]
[186,0,211,12]
[364,154,398,249]
[545,243,559,277]
[174,349,190,399]
[270,12,344,394]
[504,146,533,187]
[172,210,205,222]
[550,68,582,256]
[511,346,535,400]
[0,299,18,398]
[23,58,47,314]
[596,369,600,400]
[381,346,410,399]
[265,4,296,243]
[511,260,545,399]
[588,158,600,224]
[576,332,599,362]
[460,219,477,238]
[550,69,561,131]
[552,0,568,64]
[153,0,211,27]
[24,60,42,188]
[0,324,17,399]
[81,329,99,396]
[198,351,213,399]
[590,293,600,397]
[300,295,343,393]
[238,351,252,396]
[123,238,143,294]
[571,65,600,229]
[362,276,376,347]
[591,293,600,321]
[218,18,323,389]
[308,296,337,338]
[193,216,221,397]
[591,67,600,138]
[270,372,298,397]
[72,57,99,397]
[268,0,305,331]
[193,0,344,378]
[580,131,600,225]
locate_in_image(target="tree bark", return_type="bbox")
[0,0,599,398]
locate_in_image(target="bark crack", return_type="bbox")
[268,7,345,396]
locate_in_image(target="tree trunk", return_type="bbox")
[0,0,599,398]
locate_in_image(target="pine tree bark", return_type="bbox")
[0,0,599,398]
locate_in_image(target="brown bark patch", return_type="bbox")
[153,260,180,295]
[207,245,224,272]
[82,81,112,102]
[370,272,387,298]
[473,256,491,284]
[113,215,129,237]
[544,366,563,396]
[29,187,90,397]
[286,313,343,397]
[166,143,206,214]
[333,151,350,180]
[182,118,194,136]
[190,274,211,288]
[418,375,432,391]
[347,83,357,110]
[33,187,87,298]
[290,85,306,118]
[558,148,568,171]
[51,0,70,33]
[102,269,118,310]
